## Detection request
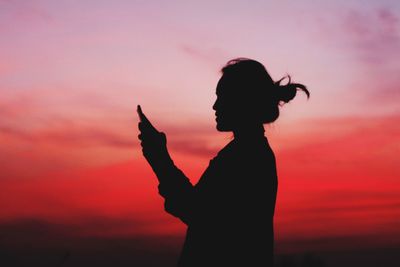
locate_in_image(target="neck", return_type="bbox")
[233,124,265,141]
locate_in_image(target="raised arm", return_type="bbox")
[137,105,194,224]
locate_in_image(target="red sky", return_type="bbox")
[0,0,399,266]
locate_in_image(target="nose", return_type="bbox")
[213,98,218,111]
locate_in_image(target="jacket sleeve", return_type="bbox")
[154,160,195,225]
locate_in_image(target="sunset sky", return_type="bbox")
[1,0,399,266]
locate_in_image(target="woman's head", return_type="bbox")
[213,58,310,132]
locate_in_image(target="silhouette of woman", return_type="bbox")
[138,58,309,267]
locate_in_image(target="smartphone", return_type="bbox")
[137,105,156,131]
[137,105,146,122]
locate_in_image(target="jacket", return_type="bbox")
[157,134,278,267]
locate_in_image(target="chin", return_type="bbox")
[216,123,232,132]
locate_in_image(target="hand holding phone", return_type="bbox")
[137,104,170,167]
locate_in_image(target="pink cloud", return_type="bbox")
[180,44,228,67]
[0,0,53,24]
[343,7,399,65]
[310,6,400,107]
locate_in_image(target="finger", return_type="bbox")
[138,122,151,134]
[140,140,147,149]
[139,123,154,140]
[138,133,153,142]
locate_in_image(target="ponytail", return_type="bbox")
[274,75,310,104]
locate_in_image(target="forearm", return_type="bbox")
[152,153,192,196]
[150,154,194,224]
[158,173,194,225]
[148,151,184,183]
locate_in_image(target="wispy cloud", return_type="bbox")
[274,115,400,167]
[169,138,219,158]
[0,124,135,148]
[309,6,400,108]
[0,0,53,24]
[180,44,228,67]
[343,7,400,65]
[342,7,400,103]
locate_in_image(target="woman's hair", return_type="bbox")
[221,58,309,123]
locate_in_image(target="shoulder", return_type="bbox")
[213,137,275,165]
[227,138,275,166]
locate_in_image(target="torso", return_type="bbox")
[178,135,278,267]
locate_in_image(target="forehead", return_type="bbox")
[216,75,232,95]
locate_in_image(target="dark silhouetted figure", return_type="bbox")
[138,58,309,267]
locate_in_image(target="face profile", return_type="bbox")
[212,75,241,132]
